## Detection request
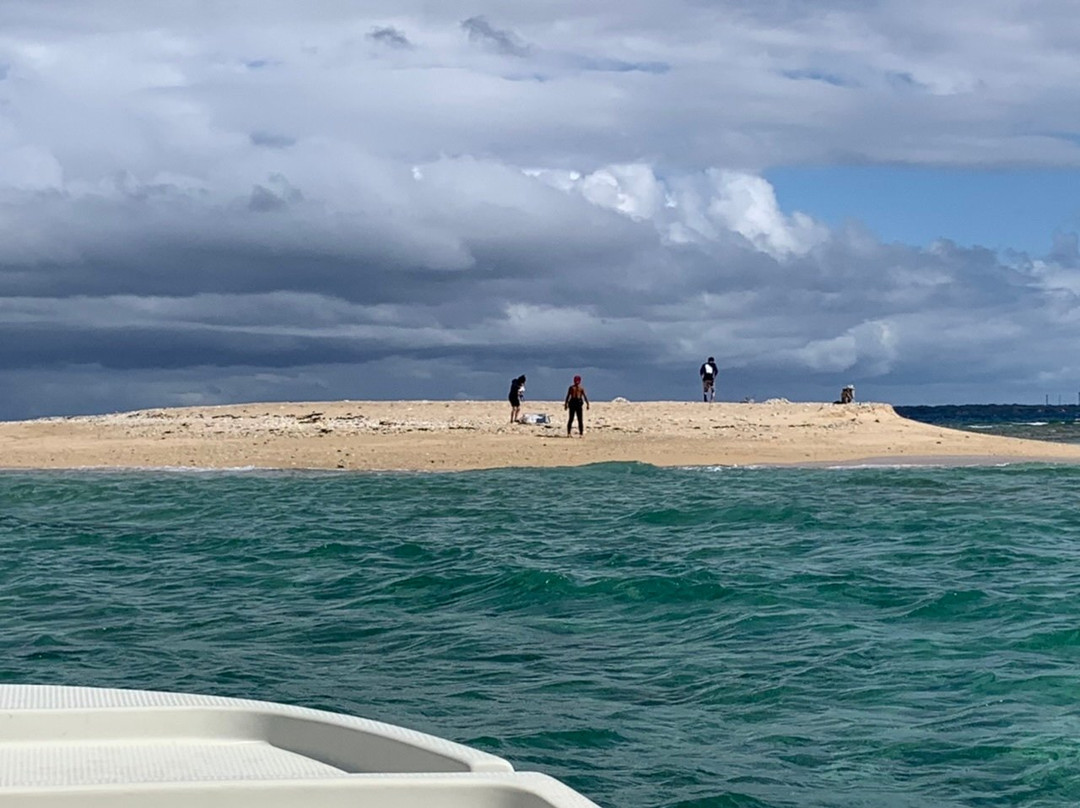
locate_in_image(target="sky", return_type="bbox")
[1,0,1080,418]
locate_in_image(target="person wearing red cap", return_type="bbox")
[564,375,590,436]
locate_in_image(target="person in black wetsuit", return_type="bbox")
[508,375,526,423]
[564,375,590,436]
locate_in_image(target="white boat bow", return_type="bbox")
[0,684,602,807]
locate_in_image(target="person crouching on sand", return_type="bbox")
[564,375,589,436]
[509,375,526,423]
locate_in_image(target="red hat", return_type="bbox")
[573,375,581,383]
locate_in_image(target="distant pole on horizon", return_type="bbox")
[1046,394,1049,405]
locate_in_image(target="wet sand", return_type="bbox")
[2,400,1079,471]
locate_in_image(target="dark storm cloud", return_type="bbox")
[1,163,1074,401]
[368,26,412,49]
[461,16,532,57]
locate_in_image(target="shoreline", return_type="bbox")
[2,456,1072,476]
[2,399,1080,472]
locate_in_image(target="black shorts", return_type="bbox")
[509,394,521,407]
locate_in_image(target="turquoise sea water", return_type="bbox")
[3,463,1080,807]
[897,405,1080,445]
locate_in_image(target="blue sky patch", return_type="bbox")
[766,165,1080,255]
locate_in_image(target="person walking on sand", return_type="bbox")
[564,375,589,437]
[699,357,717,402]
[508,375,526,423]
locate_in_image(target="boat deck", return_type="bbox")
[0,685,600,807]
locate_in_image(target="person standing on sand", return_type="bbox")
[508,375,526,423]
[564,375,589,436]
[699,357,717,402]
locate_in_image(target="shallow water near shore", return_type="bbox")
[3,463,1080,807]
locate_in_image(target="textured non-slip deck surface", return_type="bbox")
[0,740,343,787]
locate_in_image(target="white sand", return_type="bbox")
[2,400,1079,471]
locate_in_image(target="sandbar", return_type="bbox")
[1,400,1079,472]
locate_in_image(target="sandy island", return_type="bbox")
[2,399,1080,471]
